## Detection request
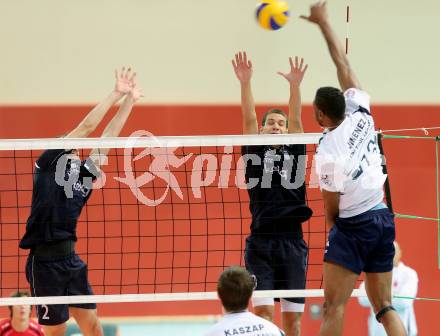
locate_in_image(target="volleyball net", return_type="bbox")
[0,132,330,305]
[0,131,439,307]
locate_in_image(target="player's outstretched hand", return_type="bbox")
[300,1,328,26]
[232,51,253,84]
[277,56,308,86]
[114,66,136,95]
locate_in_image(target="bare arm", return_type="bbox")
[322,189,340,229]
[278,56,308,133]
[232,52,258,135]
[89,77,143,167]
[301,1,361,91]
[64,67,134,138]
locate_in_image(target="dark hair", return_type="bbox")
[314,87,346,122]
[217,266,255,312]
[8,290,31,318]
[261,108,288,127]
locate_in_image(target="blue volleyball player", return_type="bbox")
[301,2,406,336]
[19,67,143,336]
[232,52,312,336]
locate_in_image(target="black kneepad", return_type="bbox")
[375,305,396,323]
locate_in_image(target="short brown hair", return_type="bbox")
[217,266,255,312]
[8,290,31,318]
[261,108,288,127]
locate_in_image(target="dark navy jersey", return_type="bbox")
[20,149,99,249]
[241,144,312,236]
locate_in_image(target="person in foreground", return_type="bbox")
[232,51,312,336]
[19,67,143,336]
[0,291,44,336]
[301,2,407,336]
[204,266,285,336]
[358,242,419,336]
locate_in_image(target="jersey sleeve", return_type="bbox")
[315,152,346,193]
[344,88,371,115]
[36,149,71,171]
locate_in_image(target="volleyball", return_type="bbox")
[255,0,290,31]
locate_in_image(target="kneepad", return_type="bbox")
[375,305,396,323]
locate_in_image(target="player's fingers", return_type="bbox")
[130,72,137,85]
[126,67,132,79]
[121,66,126,79]
[243,51,248,65]
[276,71,286,78]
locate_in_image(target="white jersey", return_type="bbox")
[204,311,285,336]
[315,88,386,217]
[358,262,419,336]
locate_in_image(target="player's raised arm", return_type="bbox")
[277,56,308,133]
[64,67,134,138]
[232,51,258,135]
[89,72,143,167]
[301,1,361,91]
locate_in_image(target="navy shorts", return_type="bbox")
[324,208,395,275]
[25,253,96,325]
[245,235,307,304]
